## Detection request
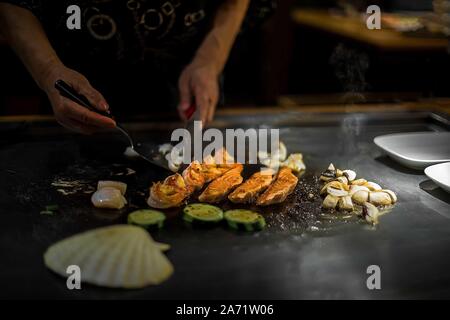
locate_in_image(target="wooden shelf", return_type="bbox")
[291,8,449,52]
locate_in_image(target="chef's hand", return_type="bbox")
[40,63,116,134]
[177,58,219,126]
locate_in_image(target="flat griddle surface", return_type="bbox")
[1,111,449,299]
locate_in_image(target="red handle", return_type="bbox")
[183,104,196,120]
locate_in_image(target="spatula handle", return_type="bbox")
[183,104,196,120]
[54,79,112,118]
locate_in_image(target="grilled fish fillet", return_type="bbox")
[228,170,274,204]
[200,164,231,183]
[256,167,298,206]
[200,148,239,183]
[198,164,244,203]
[148,173,192,209]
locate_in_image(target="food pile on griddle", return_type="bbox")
[319,163,398,225]
[145,147,304,231]
[149,149,301,208]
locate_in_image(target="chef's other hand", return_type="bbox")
[178,59,219,126]
[40,63,116,134]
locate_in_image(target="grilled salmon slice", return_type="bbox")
[200,148,239,183]
[198,165,244,203]
[200,164,232,183]
[148,173,192,209]
[256,167,298,206]
[228,170,274,204]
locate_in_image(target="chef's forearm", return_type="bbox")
[0,3,62,90]
[194,0,250,74]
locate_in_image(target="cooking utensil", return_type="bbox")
[54,79,172,171]
[374,132,450,169]
[183,103,202,162]
[425,162,450,193]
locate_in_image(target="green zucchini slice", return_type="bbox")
[127,210,166,229]
[224,209,266,231]
[183,204,223,224]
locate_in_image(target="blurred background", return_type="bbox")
[1,0,450,116]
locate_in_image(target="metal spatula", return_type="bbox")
[54,79,173,171]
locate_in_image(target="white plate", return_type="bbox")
[374,132,450,170]
[425,162,450,193]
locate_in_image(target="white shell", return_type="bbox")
[369,191,392,206]
[44,225,174,288]
[342,170,356,181]
[352,190,369,205]
[328,163,336,171]
[366,181,382,191]
[281,153,306,173]
[91,187,127,209]
[263,158,281,169]
[97,181,127,195]
[320,175,334,182]
[322,194,339,209]
[349,185,370,196]
[338,196,354,211]
[320,181,340,195]
[336,176,349,185]
[351,179,368,186]
[383,189,397,203]
[158,143,173,155]
[273,142,287,161]
[363,202,381,225]
[327,186,348,197]
[168,160,180,173]
[123,146,140,159]
[258,151,269,162]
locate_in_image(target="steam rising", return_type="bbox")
[330,43,369,104]
[330,44,370,163]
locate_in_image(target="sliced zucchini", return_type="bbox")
[224,209,266,232]
[183,203,223,224]
[127,209,166,229]
[45,204,59,211]
[40,210,55,216]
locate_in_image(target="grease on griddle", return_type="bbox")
[262,174,322,232]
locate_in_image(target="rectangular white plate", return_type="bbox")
[374,132,450,170]
[425,162,450,193]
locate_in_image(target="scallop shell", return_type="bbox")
[349,185,370,196]
[352,190,369,205]
[369,191,392,206]
[351,179,368,186]
[273,142,287,161]
[322,194,339,209]
[383,189,397,203]
[336,176,349,185]
[363,202,381,225]
[338,196,354,211]
[281,153,306,173]
[327,186,348,197]
[366,181,382,191]
[320,181,342,195]
[44,225,173,288]
[342,170,356,182]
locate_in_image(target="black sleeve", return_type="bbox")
[0,0,43,20]
[242,0,277,30]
